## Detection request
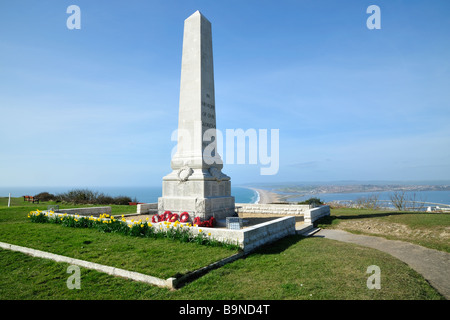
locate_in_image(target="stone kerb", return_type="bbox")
[187,216,296,253]
[304,205,330,224]
[0,241,174,289]
[137,203,157,214]
[235,203,309,215]
[241,216,296,253]
[57,206,112,216]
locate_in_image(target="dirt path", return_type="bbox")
[335,219,450,242]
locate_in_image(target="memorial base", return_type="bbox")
[158,170,236,221]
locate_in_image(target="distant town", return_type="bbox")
[273,184,450,195]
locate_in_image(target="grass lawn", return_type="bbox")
[0,200,445,300]
[0,196,138,215]
[317,208,450,253]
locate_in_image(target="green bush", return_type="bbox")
[55,189,133,205]
[112,196,133,205]
[34,192,56,202]
[56,189,97,204]
[297,197,324,205]
[96,194,115,205]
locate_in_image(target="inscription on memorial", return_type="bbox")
[201,100,216,129]
[202,101,215,109]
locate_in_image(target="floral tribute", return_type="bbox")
[193,216,216,228]
[150,211,215,228]
[180,212,189,223]
[151,211,191,224]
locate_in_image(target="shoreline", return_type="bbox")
[246,188,285,204]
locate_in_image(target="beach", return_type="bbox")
[248,188,285,204]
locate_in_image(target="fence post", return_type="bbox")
[8,193,11,207]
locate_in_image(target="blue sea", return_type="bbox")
[0,186,259,204]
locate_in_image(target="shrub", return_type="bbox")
[355,194,381,210]
[34,192,56,202]
[113,196,133,205]
[55,189,133,205]
[56,189,98,204]
[297,197,324,205]
[96,194,115,205]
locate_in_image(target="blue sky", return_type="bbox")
[1,0,449,187]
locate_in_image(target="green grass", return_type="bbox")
[317,208,450,252]
[176,236,442,300]
[0,236,442,300]
[0,200,445,300]
[0,196,138,215]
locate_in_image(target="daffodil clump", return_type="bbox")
[27,210,237,249]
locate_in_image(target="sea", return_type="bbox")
[0,186,259,204]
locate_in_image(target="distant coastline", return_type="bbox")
[253,189,260,204]
[245,187,286,204]
[242,182,450,206]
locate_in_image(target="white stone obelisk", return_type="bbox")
[158,11,235,221]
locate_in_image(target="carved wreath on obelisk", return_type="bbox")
[195,198,206,214]
[177,166,193,182]
[209,166,227,182]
